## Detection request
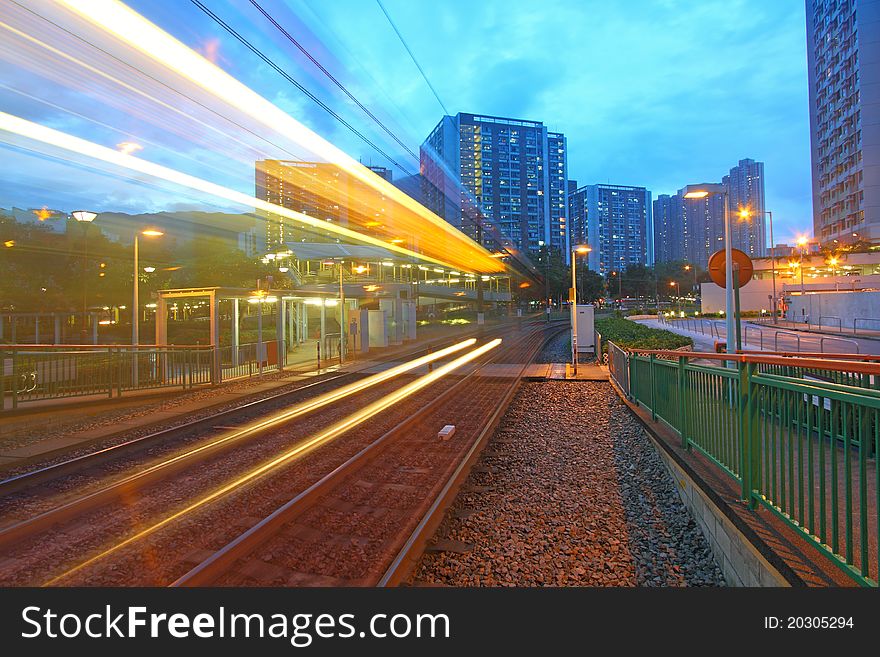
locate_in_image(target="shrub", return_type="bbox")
[595,317,692,351]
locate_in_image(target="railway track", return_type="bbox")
[0,320,538,496]
[0,321,561,586]
[173,324,564,587]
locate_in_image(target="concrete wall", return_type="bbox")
[700,278,776,314]
[785,290,880,329]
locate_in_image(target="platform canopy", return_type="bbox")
[284,242,403,262]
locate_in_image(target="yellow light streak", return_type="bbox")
[44,337,499,586]
[55,0,503,273]
[0,111,466,271]
[116,141,142,155]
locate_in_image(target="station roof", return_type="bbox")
[284,242,401,262]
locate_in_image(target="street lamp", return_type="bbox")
[670,280,680,314]
[72,210,97,342]
[133,228,164,347]
[683,264,697,292]
[570,244,591,376]
[739,207,777,323]
[796,235,808,297]
[538,240,550,321]
[684,183,735,353]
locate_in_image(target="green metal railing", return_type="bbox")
[618,344,878,587]
[1,345,217,411]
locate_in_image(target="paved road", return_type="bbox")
[641,317,880,355]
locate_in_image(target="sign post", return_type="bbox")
[707,248,753,355]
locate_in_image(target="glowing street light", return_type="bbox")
[73,210,98,343]
[570,244,592,376]
[739,206,777,322]
[133,227,164,347]
[684,183,736,352]
[143,266,156,273]
[670,280,680,314]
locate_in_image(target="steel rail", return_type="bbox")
[172,325,562,586]
[0,320,539,495]
[0,339,493,550]
[378,328,557,586]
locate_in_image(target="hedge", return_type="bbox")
[595,317,692,351]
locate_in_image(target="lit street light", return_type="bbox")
[739,207,777,323]
[570,244,591,376]
[683,264,697,292]
[796,235,808,298]
[683,184,735,354]
[670,280,680,314]
[72,210,97,343]
[133,228,164,347]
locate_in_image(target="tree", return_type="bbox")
[577,269,605,302]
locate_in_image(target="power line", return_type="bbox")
[190,0,416,176]
[247,0,419,164]
[375,0,451,117]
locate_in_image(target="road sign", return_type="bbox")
[707,248,753,289]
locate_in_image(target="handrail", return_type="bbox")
[819,315,842,331]
[853,317,880,334]
[738,350,880,360]
[627,348,880,375]
[625,347,879,586]
[1,343,216,350]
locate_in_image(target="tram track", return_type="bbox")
[173,324,564,587]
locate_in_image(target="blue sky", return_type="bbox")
[0,0,812,243]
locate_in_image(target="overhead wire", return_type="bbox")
[247,0,420,164]
[190,0,417,176]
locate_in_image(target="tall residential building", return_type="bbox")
[652,158,766,267]
[569,184,651,275]
[567,179,587,247]
[681,187,726,269]
[806,0,880,244]
[421,113,569,260]
[255,160,392,250]
[652,194,685,263]
[725,158,766,257]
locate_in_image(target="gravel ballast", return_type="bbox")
[413,380,725,586]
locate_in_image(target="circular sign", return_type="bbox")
[707,248,753,289]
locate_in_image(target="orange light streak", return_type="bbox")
[53,0,503,273]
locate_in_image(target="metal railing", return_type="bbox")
[218,340,285,380]
[1,345,215,411]
[626,348,878,587]
[661,316,861,354]
[853,318,880,335]
[1,341,294,412]
[819,316,843,331]
[606,340,630,396]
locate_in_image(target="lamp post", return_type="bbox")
[796,236,808,297]
[683,264,697,291]
[538,240,550,321]
[72,210,97,343]
[684,184,735,353]
[133,228,164,348]
[570,244,591,376]
[670,280,680,314]
[739,208,777,323]
[339,259,346,364]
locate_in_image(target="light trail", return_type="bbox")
[50,0,503,273]
[44,338,502,586]
[0,110,463,270]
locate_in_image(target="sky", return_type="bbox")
[0,0,813,244]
